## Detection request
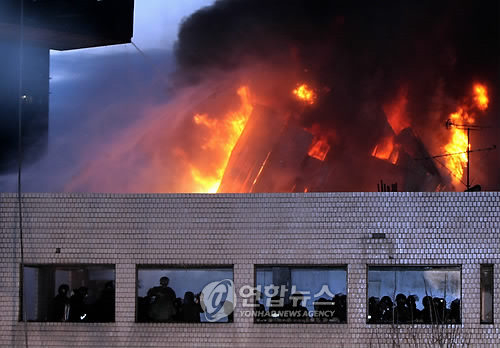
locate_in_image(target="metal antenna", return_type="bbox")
[417,119,496,190]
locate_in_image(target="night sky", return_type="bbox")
[0,0,215,192]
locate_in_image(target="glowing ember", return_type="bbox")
[372,136,399,164]
[443,83,488,185]
[191,86,253,193]
[383,87,410,134]
[308,136,330,161]
[293,83,316,104]
[251,151,271,189]
[473,83,488,111]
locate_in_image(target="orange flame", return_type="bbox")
[443,83,488,185]
[293,83,316,104]
[190,167,220,194]
[190,86,253,193]
[308,136,330,161]
[444,109,472,183]
[372,136,399,164]
[473,83,488,111]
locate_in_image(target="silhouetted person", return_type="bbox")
[173,297,183,322]
[147,276,177,322]
[288,292,309,322]
[406,295,420,323]
[368,296,380,323]
[422,296,435,323]
[335,294,347,323]
[395,293,408,323]
[433,297,446,324]
[314,297,334,322]
[49,284,70,321]
[137,296,151,322]
[269,295,285,321]
[379,296,393,323]
[94,281,115,322]
[254,291,266,322]
[182,291,203,322]
[68,286,89,322]
[450,298,461,323]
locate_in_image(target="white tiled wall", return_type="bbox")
[0,192,499,347]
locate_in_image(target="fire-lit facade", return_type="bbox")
[188,81,487,194]
[1,192,498,347]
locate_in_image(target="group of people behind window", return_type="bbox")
[46,281,461,324]
[254,292,347,323]
[38,265,482,325]
[368,294,461,324]
[49,281,115,322]
[137,277,206,323]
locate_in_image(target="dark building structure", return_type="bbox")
[0,0,134,173]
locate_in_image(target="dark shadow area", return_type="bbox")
[22,265,115,322]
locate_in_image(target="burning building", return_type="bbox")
[1,2,499,347]
[212,83,449,193]
[161,75,494,194]
[62,0,498,194]
[162,0,498,194]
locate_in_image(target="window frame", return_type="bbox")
[480,264,494,324]
[253,264,348,324]
[20,263,116,323]
[366,264,462,325]
[135,264,235,324]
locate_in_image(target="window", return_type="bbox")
[136,266,234,323]
[254,266,347,323]
[480,264,494,324]
[22,265,115,322]
[367,266,461,324]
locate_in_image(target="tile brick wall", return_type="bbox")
[1,192,499,347]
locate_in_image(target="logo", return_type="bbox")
[200,279,235,322]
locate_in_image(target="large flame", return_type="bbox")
[443,109,474,183]
[190,86,253,193]
[443,83,488,185]
[293,83,316,104]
